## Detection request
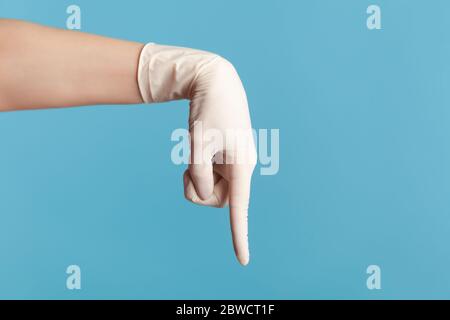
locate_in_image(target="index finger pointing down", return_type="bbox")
[228,166,253,266]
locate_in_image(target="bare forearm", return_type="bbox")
[0,19,144,111]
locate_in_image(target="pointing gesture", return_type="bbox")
[0,19,256,266]
[138,44,257,265]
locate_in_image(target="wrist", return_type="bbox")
[137,43,219,104]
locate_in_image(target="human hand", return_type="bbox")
[138,44,256,265]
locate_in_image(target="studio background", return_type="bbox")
[1,0,450,299]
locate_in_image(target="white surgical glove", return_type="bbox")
[138,43,257,266]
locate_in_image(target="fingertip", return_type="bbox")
[237,253,250,266]
[229,203,250,268]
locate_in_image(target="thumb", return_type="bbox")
[189,162,214,201]
[189,122,215,200]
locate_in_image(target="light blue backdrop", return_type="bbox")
[1,0,450,299]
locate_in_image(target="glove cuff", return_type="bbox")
[137,43,219,104]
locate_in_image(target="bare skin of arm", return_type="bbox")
[0,19,144,111]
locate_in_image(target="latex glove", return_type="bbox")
[138,43,257,265]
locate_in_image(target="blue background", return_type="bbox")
[1,0,450,299]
